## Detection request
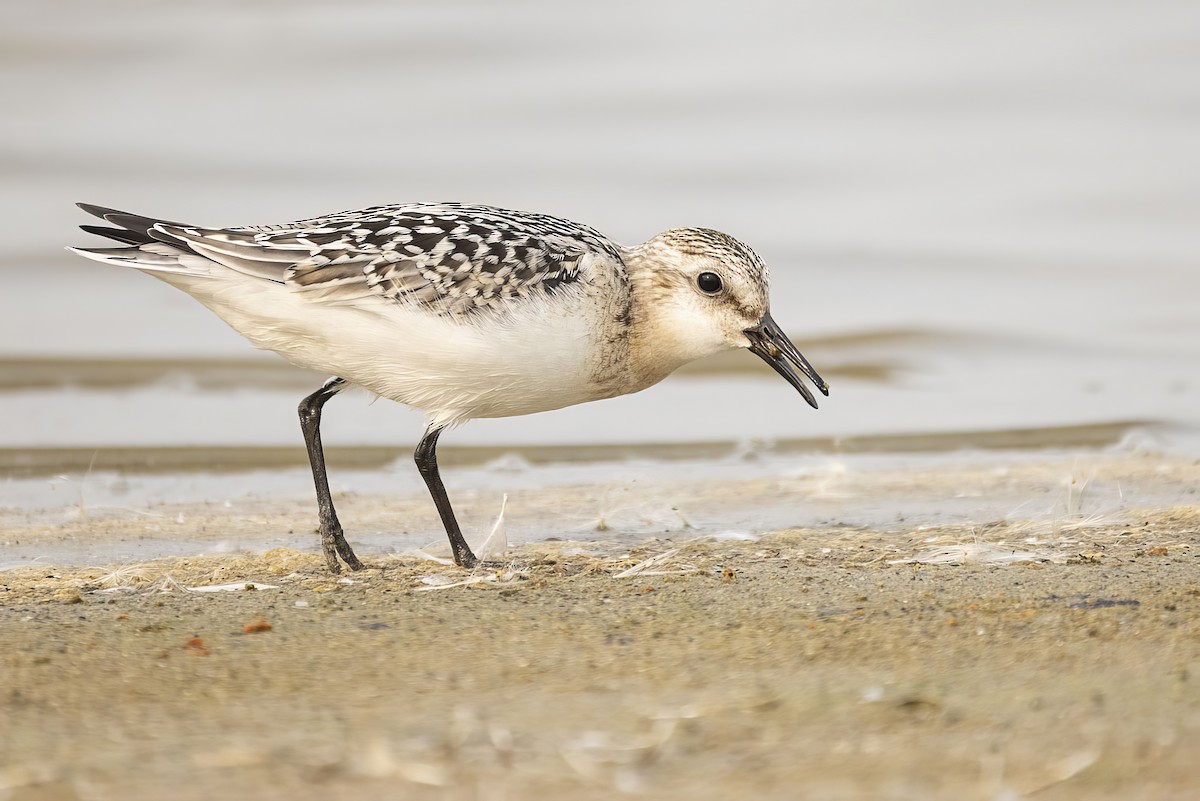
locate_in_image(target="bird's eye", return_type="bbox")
[696,272,723,294]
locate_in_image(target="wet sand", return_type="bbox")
[2,454,1198,800]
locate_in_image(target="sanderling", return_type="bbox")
[70,202,829,572]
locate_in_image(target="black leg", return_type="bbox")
[299,377,363,573]
[415,427,477,568]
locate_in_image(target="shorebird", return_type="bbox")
[70,202,829,573]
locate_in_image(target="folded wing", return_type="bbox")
[73,202,623,318]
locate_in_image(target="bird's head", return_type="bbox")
[628,227,829,408]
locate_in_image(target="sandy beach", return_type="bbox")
[3,451,1198,800]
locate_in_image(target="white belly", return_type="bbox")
[160,272,619,428]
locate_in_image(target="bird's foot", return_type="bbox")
[452,546,478,570]
[321,525,364,573]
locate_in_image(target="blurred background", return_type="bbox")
[1,0,1198,523]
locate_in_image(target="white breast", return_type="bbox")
[159,270,618,429]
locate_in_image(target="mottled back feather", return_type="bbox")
[77,202,628,318]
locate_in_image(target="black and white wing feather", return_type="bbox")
[75,202,626,318]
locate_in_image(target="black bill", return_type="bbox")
[744,313,830,409]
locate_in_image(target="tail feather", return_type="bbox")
[72,202,209,276]
[66,245,211,275]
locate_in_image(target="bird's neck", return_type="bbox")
[617,249,709,393]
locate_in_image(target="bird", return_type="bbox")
[69,201,829,573]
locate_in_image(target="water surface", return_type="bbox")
[1,0,1197,536]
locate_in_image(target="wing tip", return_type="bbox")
[77,202,123,220]
[80,224,152,246]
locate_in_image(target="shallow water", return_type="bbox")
[1,1,1198,533]
[5,447,1197,570]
